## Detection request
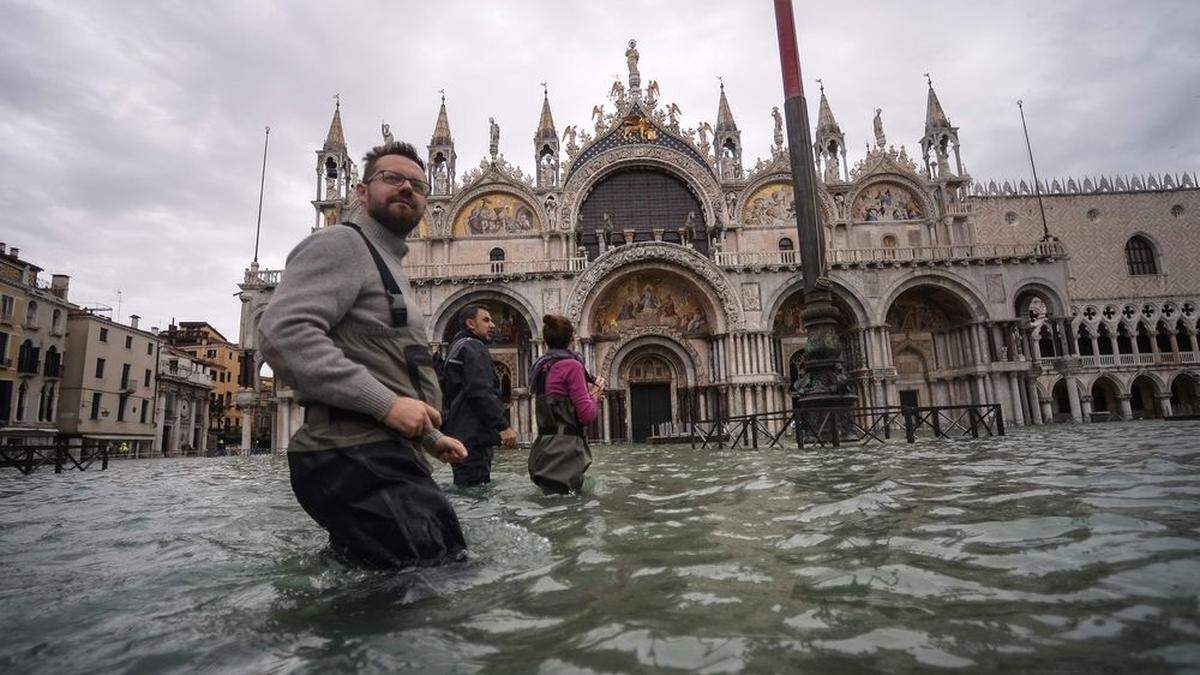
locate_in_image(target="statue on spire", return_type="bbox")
[489,117,500,160]
[381,121,393,146]
[625,39,641,94]
[873,108,887,149]
[772,106,784,150]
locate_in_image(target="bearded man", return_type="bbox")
[258,141,469,569]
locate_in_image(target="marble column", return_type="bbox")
[1156,394,1174,418]
[1081,396,1094,420]
[1040,398,1053,424]
[1025,375,1043,425]
[241,410,252,451]
[1007,373,1025,426]
[1117,394,1133,420]
[1066,377,1083,423]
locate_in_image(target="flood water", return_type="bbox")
[2,422,1199,673]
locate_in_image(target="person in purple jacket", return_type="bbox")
[527,314,605,494]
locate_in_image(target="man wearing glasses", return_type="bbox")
[259,141,470,569]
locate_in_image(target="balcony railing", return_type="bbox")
[243,269,282,286]
[404,257,589,281]
[714,250,799,267]
[827,242,1068,266]
[1076,351,1197,368]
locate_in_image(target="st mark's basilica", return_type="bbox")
[237,40,1200,449]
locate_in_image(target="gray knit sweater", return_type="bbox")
[257,209,439,443]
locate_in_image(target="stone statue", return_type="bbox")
[609,79,626,105]
[873,108,887,148]
[488,117,500,159]
[824,154,840,183]
[772,107,783,148]
[666,102,682,130]
[592,105,606,132]
[601,212,614,244]
[562,124,578,155]
[433,162,448,194]
[381,121,393,145]
[698,122,712,157]
[625,39,639,80]
[646,80,660,103]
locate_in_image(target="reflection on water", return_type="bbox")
[1,422,1199,672]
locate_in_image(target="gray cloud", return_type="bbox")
[1,0,1196,339]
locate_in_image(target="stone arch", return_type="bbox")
[846,172,937,223]
[876,272,990,326]
[1129,372,1167,418]
[431,286,541,343]
[1013,279,1069,319]
[1088,373,1126,417]
[560,145,726,234]
[599,329,706,387]
[764,276,871,330]
[564,242,744,332]
[444,178,547,238]
[1169,371,1200,415]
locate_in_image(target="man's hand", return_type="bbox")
[383,396,436,437]
[429,434,468,463]
[589,377,607,399]
[499,427,518,448]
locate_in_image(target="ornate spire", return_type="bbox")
[535,84,557,142]
[924,73,951,132]
[816,80,841,134]
[430,90,453,145]
[322,95,346,153]
[715,79,737,132]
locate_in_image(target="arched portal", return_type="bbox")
[1170,372,1200,416]
[576,167,709,258]
[611,340,697,442]
[1090,376,1123,419]
[884,284,978,407]
[770,289,863,396]
[1129,374,1164,419]
[1052,378,1073,421]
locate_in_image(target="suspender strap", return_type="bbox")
[342,222,408,328]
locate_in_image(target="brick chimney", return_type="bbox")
[130,314,140,330]
[50,274,70,300]
[9,247,18,259]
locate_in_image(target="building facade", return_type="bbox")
[238,42,1199,448]
[57,310,161,453]
[153,345,212,456]
[0,244,73,445]
[160,321,247,447]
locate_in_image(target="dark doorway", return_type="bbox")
[899,389,919,408]
[630,383,672,442]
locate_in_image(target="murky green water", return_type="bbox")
[2,422,1199,673]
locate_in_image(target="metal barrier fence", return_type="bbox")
[685,403,1005,450]
[0,439,111,475]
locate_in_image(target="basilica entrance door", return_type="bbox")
[630,383,672,442]
[899,389,919,408]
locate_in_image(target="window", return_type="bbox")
[99,327,108,342]
[95,358,105,378]
[18,339,39,374]
[121,363,131,388]
[206,348,217,358]
[0,294,13,320]
[90,392,102,420]
[15,381,26,421]
[144,369,152,387]
[25,301,37,327]
[0,332,7,364]
[778,237,794,251]
[117,394,128,422]
[125,335,133,349]
[489,248,506,261]
[1125,236,1158,275]
[882,235,899,249]
[146,342,153,355]
[140,399,148,424]
[52,309,61,332]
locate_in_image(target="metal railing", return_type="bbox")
[0,440,110,475]
[714,250,800,267]
[243,269,282,286]
[685,403,1005,450]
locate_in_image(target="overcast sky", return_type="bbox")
[2,0,1197,340]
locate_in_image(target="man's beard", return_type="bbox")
[367,197,423,236]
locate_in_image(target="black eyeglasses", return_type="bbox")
[366,170,432,196]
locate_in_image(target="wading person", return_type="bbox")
[258,141,469,569]
[527,314,604,494]
[441,305,518,487]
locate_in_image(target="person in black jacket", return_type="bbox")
[441,305,517,486]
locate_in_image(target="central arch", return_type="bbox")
[603,333,702,442]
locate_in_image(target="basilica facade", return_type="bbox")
[238,42,1200,449]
